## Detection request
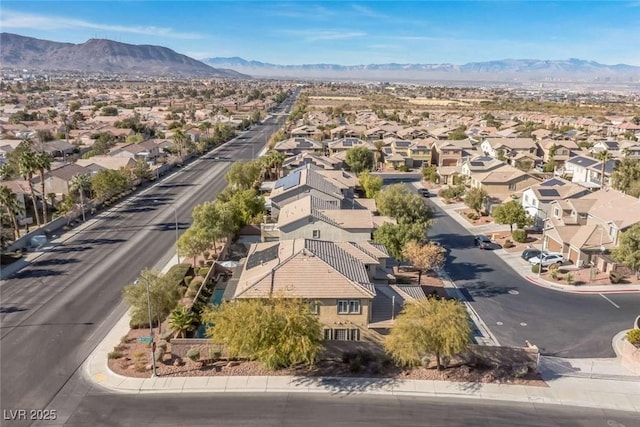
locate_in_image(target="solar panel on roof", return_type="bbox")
[538,189,560,197]
[470,161,484,167]
[541,178,565,187]
[246,244,280,270]
[343,140,353,147]
[275,171,301,190]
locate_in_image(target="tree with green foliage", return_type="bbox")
[191,200,238,254]
[447,126,468,140]
[33,152,52,223]
[260,150,285,180]
[358,171,382,198]
[373,222,429,260]
[132,158,153,181]
[14,141,41,226]
[0,185,24,240]
[595,149,614,188]
[344,146,374,174]
[492,200,532,232]
[464,187,487,215]
[223,188,265,225]
[69,173,92,220]
[375,184,431,225]
[123,269,181,333]
[203,297,323,370]
[225,160,262,190]
[101,106,118,116]
[612,223,640,278]
[177,226,211,266]
[384,298,471,370]
[422,165,438,183]
[612,158,640,197]
[168,305,198,339]
[91,169,129,200]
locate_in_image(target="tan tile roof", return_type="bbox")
[233,239,379,300]
[76,156,135,171]
[486,137,536,150]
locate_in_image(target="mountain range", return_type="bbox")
[2,33,639,82]
[0,33,246,78]
[203,57,640,81]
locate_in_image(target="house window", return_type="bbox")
[334,329,347,340]
[312,229,320,239]
[508,183,516,191]
[337,299,361,314]
[323,329,332,340]
[554,208,560,217]
[308,301,319,314]
[609,225,616,238]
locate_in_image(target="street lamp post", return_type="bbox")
[173,205,180,264]
[526,205,549,278]
[145,274,157,378]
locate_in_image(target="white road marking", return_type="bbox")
[599,293,620,309]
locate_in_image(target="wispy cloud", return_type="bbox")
[0,10,203,39]
[261,3,334,20]
[351,4,388,19]
[277,29,366,42]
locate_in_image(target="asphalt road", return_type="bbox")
[0,94,296,422]
[425,196,640,358]
[32,392,640,427]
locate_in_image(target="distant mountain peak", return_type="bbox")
[0,32,248,78]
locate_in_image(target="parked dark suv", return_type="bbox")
[521,248,542,261]
[418,188,432,198]
[474,235,499,250]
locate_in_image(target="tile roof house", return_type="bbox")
[521,177,592,227]
[32,163,91,199]
[481,137,537,159]
[544,189,640,270]
[281,152,342,174]
[262,195,381,242]
[231,238,410,341]
[268,164,353,218]
[564,156,618,189]
[469,163,539,197]
[538,139,579,164]
[327,137,375,154]
[76,155,137,172]
[273,137,324,156]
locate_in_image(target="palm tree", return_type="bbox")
[168,305,197,339]
[172,128,187,159]
[373,140,386,168]
[0,185,24,240]
[595,149,613,188]
[34,152,52,223]
[69,174,92,222]
[16,147,40,226]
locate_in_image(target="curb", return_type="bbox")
[524,275,640,294]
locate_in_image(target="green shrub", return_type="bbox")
[184,276,193,286]
[503,240,514,249]
[198,259,205,267]
[511,229,527,243]
[186,347,200,362]
[203,251,210,259]
[627,329,640,345]
[185,288,197,298]
[198,268,209,277]
[550,269,559,280]
[531,264,541,274]
[165,263,192,287]
[108,351,124,359]
[565,273,574,285]
[190,278,203,290]
[159,330,173,342]
[467,212,478,220]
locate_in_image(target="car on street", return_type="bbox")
[521,248,542,261]
[528,252,565,267]
[418,188,432,197]
[474,235,500,250]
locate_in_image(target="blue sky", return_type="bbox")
[2,1,639,65]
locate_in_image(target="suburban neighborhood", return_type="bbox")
[2,68,640,424]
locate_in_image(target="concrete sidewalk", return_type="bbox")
[84,307,640,412]
[417,182,640,294]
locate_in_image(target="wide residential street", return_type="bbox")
[425,196,640,358]
[0,95,296,423]
[37,392,640,427]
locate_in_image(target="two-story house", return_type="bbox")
[469,163,539,197]
[544,189,640,271]
[281,153,341,175]
[268,164,352,218]
[273,137,324,156]
[537,139,579,167]
[565,156,617,188]
[232,238,414,342]
[481,137,537,159]
[521,177,591,227]
[262,195,382,242]
[327,137,376,155]
[32,163,92,200]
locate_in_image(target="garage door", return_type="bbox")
[568,248,579,265]
[546,237,562,252]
